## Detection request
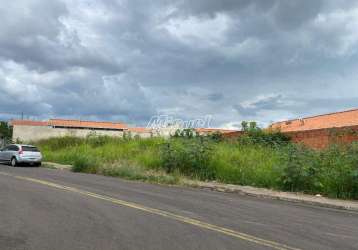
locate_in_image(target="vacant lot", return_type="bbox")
[35,132,358,199]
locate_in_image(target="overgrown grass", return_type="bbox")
[35,134,358,199]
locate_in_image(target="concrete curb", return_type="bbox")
[184,181,358,212]
[42,162,358,212]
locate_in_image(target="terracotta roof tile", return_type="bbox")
[270,108,358,132]
[11,119,128,130]
[11,120,49,127]
[49,119,128,130]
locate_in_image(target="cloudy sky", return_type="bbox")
[0,0,358,128]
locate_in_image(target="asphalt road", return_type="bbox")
[0,164,358,250]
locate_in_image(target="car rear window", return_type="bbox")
[9,145,19,151]
[22,146,40,152]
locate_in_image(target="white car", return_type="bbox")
[0,144,42,167]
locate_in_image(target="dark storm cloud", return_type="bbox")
[175,0,275,16]
[207,93,224,102]
[234,94,287,116]
[0,0,124,73]
[272,0,324,30]
[0,0,357,127]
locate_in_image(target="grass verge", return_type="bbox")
[35,134,358,199]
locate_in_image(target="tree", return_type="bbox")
[0,121,12,139]
[249,121,259,132]
[241,121,260,132]
[241,121,248,131]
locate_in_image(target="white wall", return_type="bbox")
[13,125,124,142]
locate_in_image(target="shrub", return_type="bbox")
[240,121,290,147]
[280,144,320,192]
[239,130,290,147]
[0,121,12,139]
[317,144,358,199]
[72,154,98,173]
[207,132,224,142]
[160,137,215,179]
[279,143,358,199]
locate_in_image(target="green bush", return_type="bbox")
[279,143,358,199]
[239,130,290,147]
[160,137,215,179]
[280,144,320,192]
[0,121,12,139]
[239,121,290,147]
[207,132,225,142]
[72,154,98,173]
[317,144,358,199]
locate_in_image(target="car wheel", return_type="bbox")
[35,162,41,167]
[11,157,17,167]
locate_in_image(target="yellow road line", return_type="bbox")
[0,172,300,250]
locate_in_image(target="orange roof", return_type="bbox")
[11,119,128,130]
[49,119,128,130]
[270,108,358,132]
[11,120,49,127]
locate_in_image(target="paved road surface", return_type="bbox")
[0,164,357,250]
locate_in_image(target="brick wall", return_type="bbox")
[285,125,358,149]
[222,131,244,138]
[221,126,358,149]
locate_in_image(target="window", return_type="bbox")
[22,146,39,152]
[7,145,19,151]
